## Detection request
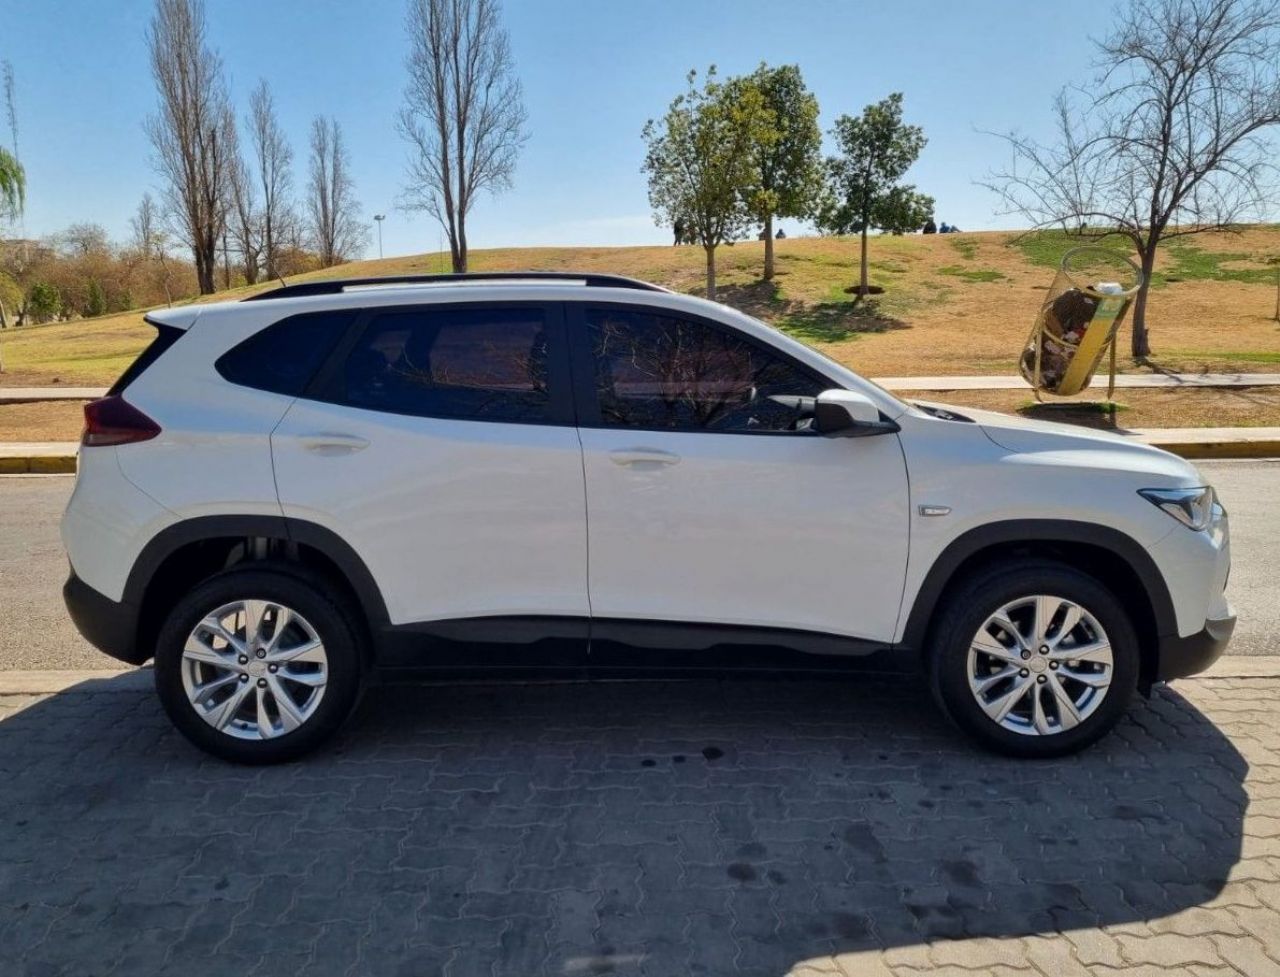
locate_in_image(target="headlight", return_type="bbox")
[1139,486,1216,531]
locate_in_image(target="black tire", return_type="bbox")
[154,563,366,764]
[927,559,1140,758]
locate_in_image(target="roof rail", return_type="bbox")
[243,271,669,301]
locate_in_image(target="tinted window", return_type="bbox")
[586,308,823,431]
[340,307,552,422]
[216,310,354,396]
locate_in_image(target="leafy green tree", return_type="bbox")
[85,279,106,318]
[27,281,59,323]
[0,146,22,221]
[643,68,771,300]
[732,64,822,281]
[818,93,932,297]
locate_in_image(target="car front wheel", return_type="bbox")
[928,560,1140,758]
[154,565,365,764]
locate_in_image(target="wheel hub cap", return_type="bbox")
[180,599,328,741]
[966,594,1114,737]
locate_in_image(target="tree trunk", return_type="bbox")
[455,213,468,273]
[858,225,870,297]
[1130,246,1157,358]
[195,246,215,295]
[705,245,717,301]
[763,214,774,281]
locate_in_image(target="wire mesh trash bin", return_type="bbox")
[1020,246,1144,399]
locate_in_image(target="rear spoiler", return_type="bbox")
[143,307,202,331]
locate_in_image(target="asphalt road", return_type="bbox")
[2,460,1276,671]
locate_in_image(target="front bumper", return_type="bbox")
[63,570,148,666]
[1155,608,1236,682]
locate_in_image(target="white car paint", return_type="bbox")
[272,398,590,625]
[61,280,1231,654]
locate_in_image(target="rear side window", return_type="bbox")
[216,310,355,396]
[336,307,552,423]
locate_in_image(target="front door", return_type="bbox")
[571,304,910,642]
[272,301,588,627]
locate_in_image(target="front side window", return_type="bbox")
[340,307,552,423]
[585,308,823,432]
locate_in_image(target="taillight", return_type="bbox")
[81,396,161,447]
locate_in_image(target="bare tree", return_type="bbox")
[130,193,161,256]
[248,80,294,280]
[227,136,262,285]
[398,0,528,272]
[145,0,235,295]
[306,116,366,267]
[987,0,1280,357]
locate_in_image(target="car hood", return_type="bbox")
[912,400,1203,485]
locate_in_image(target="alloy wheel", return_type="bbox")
[966,594,1113,736]
[180,599,328,740]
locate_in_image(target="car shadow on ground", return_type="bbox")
[0,668,1246,977]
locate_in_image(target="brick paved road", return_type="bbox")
[3,673,1277,977]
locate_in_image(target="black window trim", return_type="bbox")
[302,299,576,428]
[564,300,840,437]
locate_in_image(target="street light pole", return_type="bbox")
[373,214,385,260]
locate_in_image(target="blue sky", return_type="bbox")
[7,0,1119,258]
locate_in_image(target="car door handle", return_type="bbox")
[298,433,370,455]
[609,448,681,467]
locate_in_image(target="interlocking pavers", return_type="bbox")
[1,674,1275,976]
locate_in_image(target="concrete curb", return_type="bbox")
[0,455,78,474]
[0,658,1277,695]
[0,669,151,694]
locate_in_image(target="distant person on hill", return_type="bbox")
[947,224,961,233]
[939,222,951,233]
[922,219,937,234]
[673,218,685,246]
[775,228,786,239]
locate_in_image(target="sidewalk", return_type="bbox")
[4,373,1280,403]
[5,425,1278,473]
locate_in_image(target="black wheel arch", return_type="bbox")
[126,515,388,661]
[901,519,1177,685]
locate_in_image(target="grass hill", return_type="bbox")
[2,227,1279,388]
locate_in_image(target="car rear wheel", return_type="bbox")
[154,565,365,764]
[928,559,1140,758]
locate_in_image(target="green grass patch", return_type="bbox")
[1161,240,1277,285]
[1169,349,1280,365]
[937,265,1006,283]
[949,238,978,261]
[1010,229,1137,270]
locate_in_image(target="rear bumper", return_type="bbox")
[63,570,147,666]
[1155,609,1236,682]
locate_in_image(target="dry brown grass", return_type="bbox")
[0,401,86,442]
[918,386,1280,429]
[2,229,1277,387]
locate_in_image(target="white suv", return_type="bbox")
[61,273,1234,763]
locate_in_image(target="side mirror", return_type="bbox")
[814,390,900,438]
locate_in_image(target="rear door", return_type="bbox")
[570,303,910,643]
[271,301,589,627]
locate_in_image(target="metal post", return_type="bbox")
[373,215,385,259]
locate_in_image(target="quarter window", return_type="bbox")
[216,310,355,396]
[585,308,823,432]
[340,307,552,422]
